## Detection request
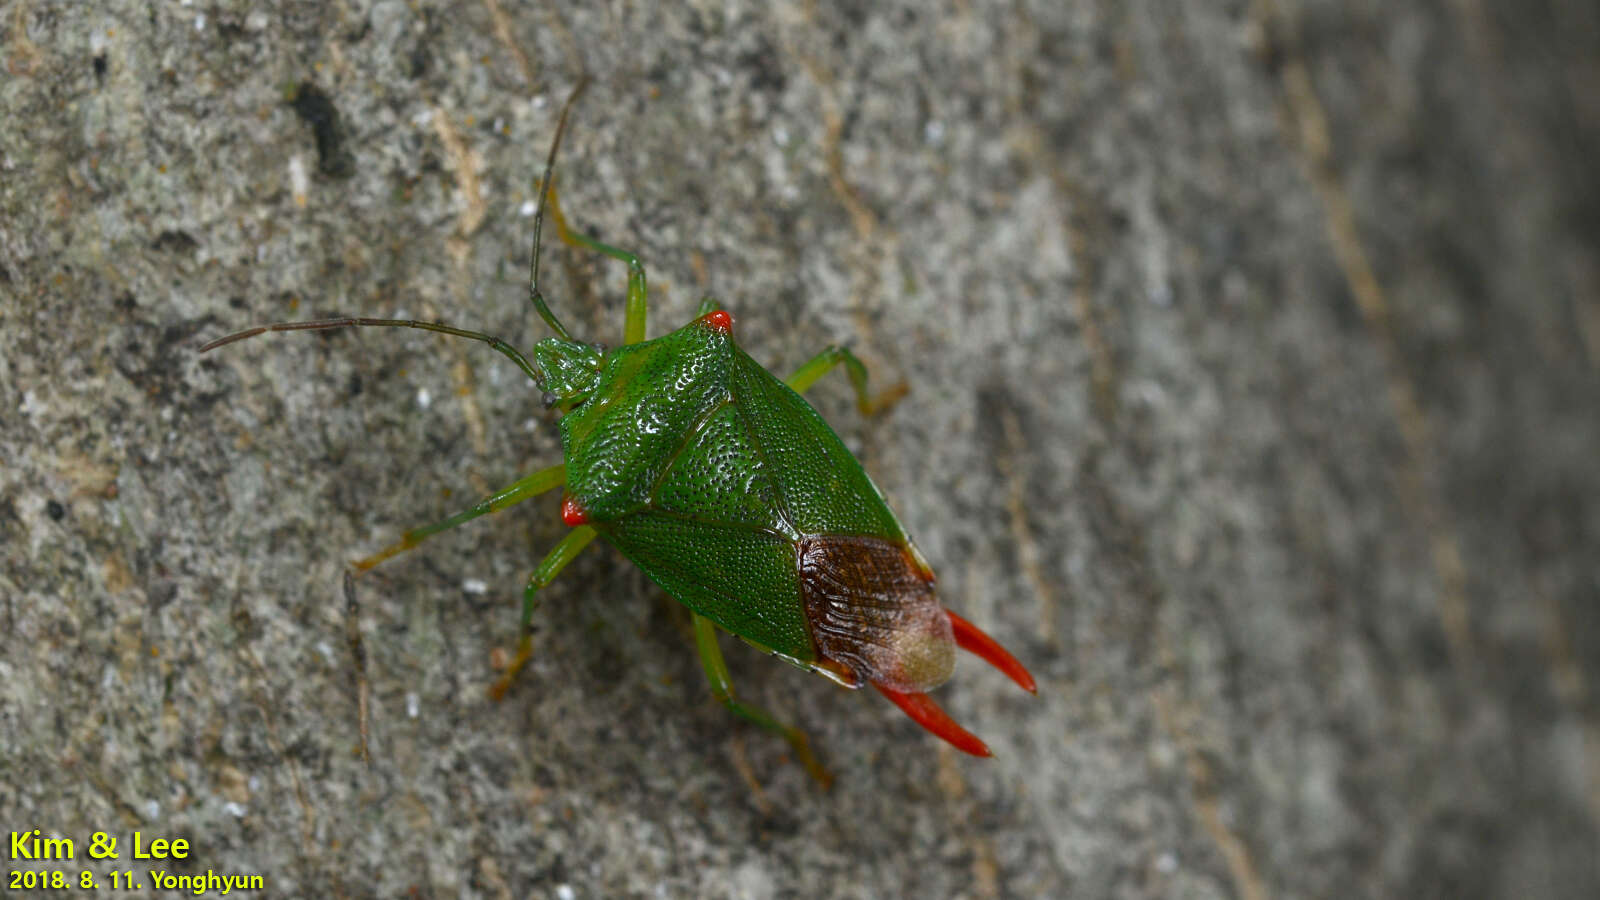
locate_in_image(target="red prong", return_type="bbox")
[560,493,589,527]
[947,610,1037,694]
[699,309,734,334]
[874,684,991,757]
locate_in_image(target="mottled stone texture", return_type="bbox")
[3,1,1596,897]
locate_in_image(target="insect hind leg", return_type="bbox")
[693,614,833,788]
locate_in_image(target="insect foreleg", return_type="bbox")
[540,178,650,346]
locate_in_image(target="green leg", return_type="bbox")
[353,464,567,572]
[785,345,908,417]
[489,524,600,700]
[544,180,649,346]
[693,614,832,787]
[695,296,722,316]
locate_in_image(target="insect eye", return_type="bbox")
[541,392,558,408]
[590,342,607,355]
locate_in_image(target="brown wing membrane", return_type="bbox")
[798,535,955,693]
[799,536,1037,755]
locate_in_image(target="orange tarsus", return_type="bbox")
[874,684,991,757]
[947,609,1036,693]
[560,493,588,527]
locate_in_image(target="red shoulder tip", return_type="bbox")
[560,493,589,527]
[699,309,734,334]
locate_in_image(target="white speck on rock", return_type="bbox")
[289,156,310,207]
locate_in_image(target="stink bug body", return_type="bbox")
[203,82,1034,779]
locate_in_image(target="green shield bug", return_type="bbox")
[202,81,1035,781]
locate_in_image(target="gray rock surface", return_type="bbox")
[3,1,1596,897]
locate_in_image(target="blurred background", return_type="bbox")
[2,1,1596,897]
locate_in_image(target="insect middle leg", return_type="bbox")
[352,463,567,572]
[489,524,600,700]
[785,345,908,417]
[542,179,649,346]
[692,614,833,787]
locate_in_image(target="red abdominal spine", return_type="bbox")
[947,610,1037,693]
[876,610,1035,756]
[875,684,992,757]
